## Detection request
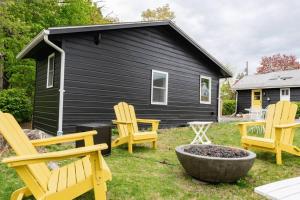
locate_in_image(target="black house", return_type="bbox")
[233,69,300,113]
[17,21,232,135]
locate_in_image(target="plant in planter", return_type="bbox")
[176,144,256,183]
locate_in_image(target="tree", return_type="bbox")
[141,4,175,21]
[221,79,235,100]
[0,0,114,96]
[256,54,300,74]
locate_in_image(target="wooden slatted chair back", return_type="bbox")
[114,102,139,137]
[0,113,51,191]
[264,101,297,144]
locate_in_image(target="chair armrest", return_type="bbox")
[238,121,265,127]
[274,123,300,146]
[136,119,160,123]
[238,121,265,137]
[137,119,160,132]
[274,123,300,129]
[112,120,133,125]
[31,131,97,147]
[2,144,108,167]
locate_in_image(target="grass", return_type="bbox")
[1,122,300,200]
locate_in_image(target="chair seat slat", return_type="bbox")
[75,159,86,183]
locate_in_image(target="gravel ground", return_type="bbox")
[184,145,249,158]
[0,129,51,153]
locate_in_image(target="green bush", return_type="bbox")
[293,102,300,118]
[0,89,32,122]
[222,100,236,115]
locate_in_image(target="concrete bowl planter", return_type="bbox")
[175,144,256,183]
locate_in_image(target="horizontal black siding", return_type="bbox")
[291,88,300,102]
[62,26,222,133]
[237,88,300,113]
[33,52,60,135]
[262,88,280,108]
[237,90,251,113]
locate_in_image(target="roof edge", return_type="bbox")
[16,21,233,77]
[48,20,170,34]
[168,21,232,77]
[233,85,300,90]
[16,30,49,59]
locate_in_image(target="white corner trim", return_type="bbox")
[151,70,168,105]
[200,75,212,104]
[46,53,55,88]
[43,34,65,136]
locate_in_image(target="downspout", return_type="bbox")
[232,90,238,116]
[43,31,65,136]
[218,79,222,122]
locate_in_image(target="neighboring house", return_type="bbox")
[232,69,300,113]
[17,21,232,135]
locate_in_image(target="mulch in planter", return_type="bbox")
[184,145,249,158]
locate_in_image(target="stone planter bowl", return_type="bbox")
[175,144,256,183]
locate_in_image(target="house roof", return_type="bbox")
[232,69,300,90]
[16,21,232,77]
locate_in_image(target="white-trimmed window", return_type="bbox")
[47,53,55,88]
[200,75,211,104]
[151,70,168,105]
[280,88,290,101]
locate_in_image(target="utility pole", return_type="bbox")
[245,61,249,76]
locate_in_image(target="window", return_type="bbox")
[280,88,290,101]
[151,70,168,105]
[254,92,261,100]
[200,75,211,104]
[47,53,55,88]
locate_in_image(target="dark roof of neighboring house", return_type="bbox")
[232,69,300,90]
[17,20,232,77]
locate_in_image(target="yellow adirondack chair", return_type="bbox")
[239,101,300,165]
[112,102,160,153]
[0,112,112,200]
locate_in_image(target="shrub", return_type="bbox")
[0,89,32,122]
[222,100,236,115]
[293,102,300,118]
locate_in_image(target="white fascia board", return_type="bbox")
[16,30,49,59]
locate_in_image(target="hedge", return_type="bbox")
[0,89,32,122]
[222,100,236,115]
[293,102,300,118]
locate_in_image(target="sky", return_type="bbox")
[101,0,300,75]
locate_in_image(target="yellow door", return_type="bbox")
[251,89,262,108]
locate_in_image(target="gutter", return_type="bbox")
[43,31,65,136]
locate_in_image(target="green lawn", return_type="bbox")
[1,122,300,200]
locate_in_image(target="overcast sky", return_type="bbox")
[101,0,300,75]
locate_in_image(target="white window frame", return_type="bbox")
[151,70,168,105]
[46,53,55,88]
[280,88,290,101]
[200,75,212,104]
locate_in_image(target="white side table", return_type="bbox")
[188,121,213,144]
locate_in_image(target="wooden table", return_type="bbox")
[187,121,213,144]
